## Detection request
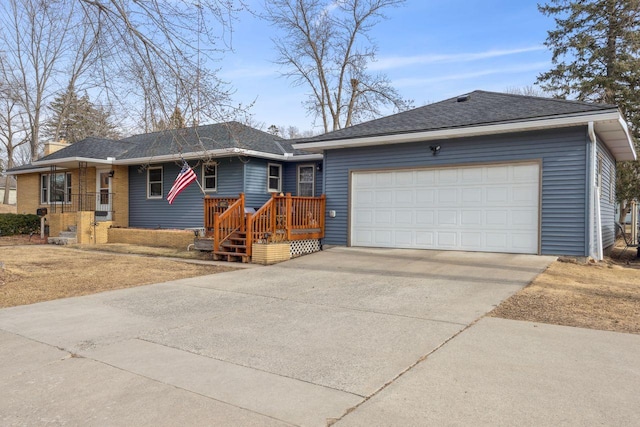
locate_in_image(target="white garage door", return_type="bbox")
[351,163,539,254]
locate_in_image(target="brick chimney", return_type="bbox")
[43,139,69,157]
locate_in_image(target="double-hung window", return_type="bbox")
[202,163,217,192]
[40,173,72,204]
[147,167,163,199]
[267,163,282,193]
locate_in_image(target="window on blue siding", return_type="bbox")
[202,163,217,192]
[148,167,163,199]
[268,163,282,192]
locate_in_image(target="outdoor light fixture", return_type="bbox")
[430,145,441,156]
[316,163,323,172]
[108,170,115,178]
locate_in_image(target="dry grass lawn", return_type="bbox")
[491,245,640,335]
[0,245,236,308]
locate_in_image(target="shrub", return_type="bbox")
[0,214,41,236]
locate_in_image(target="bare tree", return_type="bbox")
[0,64,30,203]
[263,0,412,132]
[0,0,243,161]
[504,85,547,97]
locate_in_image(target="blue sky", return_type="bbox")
[219,0,555,133]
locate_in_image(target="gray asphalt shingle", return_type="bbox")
[297,90,616,143]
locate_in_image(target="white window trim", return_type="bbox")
[40,172,72,204]
[202,162,218,192]
[267,163,282,193]
[297,164,315,197]
[147,166,163,199]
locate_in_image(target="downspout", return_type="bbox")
[588,122,603,260]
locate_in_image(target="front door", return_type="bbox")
[96,169,112,221]
[297,165,315,197]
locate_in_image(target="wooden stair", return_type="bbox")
[213,231,250,263]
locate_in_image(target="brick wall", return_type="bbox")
[108,228,194,249]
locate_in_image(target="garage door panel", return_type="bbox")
[351,163,539,254]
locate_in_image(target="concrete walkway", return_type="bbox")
[1,247,635,426]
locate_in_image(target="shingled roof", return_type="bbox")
[298,90,617,143]
[9,121,308,173]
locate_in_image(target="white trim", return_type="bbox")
[33,157,115,166]
[267,163,282,193]
[293,110,636,161]
[201,162,218,192]
[147,166,163,199]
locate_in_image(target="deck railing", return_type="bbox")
[206,193,326,257]
[212,194,245,252]
[204,195,241,236]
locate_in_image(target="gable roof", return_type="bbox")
[294,90,636,161]
[9,121,320,174]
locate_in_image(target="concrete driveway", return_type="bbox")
[0,247,555,426]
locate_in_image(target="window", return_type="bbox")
[297,164,315,197]
[267,163,282,192]
[147,167,163,198]
[40,173,72,204]
[202,163,217,192]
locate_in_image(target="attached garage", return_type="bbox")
[294,90,637,259]
[351,163,540,254]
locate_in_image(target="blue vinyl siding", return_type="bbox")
[322,126,590,256]
[283,162,323,196]
[244,159,275,209]
[129,157,244,229]
[597,139,616,250]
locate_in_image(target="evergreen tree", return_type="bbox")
[43,88,120,144]
[537,0,640,222]
[168,106,186,129]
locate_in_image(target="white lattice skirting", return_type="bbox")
[290,239,321,257]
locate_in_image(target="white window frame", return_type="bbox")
[40,172,72,204]
[267,163,282,193]
[297,164,315,197]
[147,166,163,199]
[202,162,218,192]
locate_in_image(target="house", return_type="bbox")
[0,176,17,205]
[293,90,637,260]
[9,122,324,256]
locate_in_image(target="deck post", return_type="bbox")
[213,212,220,252]
[286,193,293,241]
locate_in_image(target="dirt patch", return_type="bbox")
[0,245,237,308]
[490,244,640,335]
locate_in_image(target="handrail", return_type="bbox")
[246,194,276,257]
[204,196,240,236]
[247,193,326,254]
[212,193,245,252]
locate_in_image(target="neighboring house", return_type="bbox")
[0,176,17,205]
[9,122,322,241]
[294,90,637,259]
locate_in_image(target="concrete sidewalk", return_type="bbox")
[335,317,640,426]
[6,247,630,426]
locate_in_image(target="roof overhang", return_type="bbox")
[293,110,637,161]
[115,148,322,165]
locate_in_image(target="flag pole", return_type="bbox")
[183,159,206,196]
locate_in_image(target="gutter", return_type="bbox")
[588,121,603,261]
[293,110,623,152]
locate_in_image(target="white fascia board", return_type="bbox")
[283,153,324,162]
[33,157,115,167]
[293,111,624,152]
[114,148,321,165]
[6,167,57,175]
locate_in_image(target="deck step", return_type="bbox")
[212,251,249,263]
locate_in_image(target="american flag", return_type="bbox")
[167,162,197,204]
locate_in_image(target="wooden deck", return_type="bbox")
[204,193,326,262]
